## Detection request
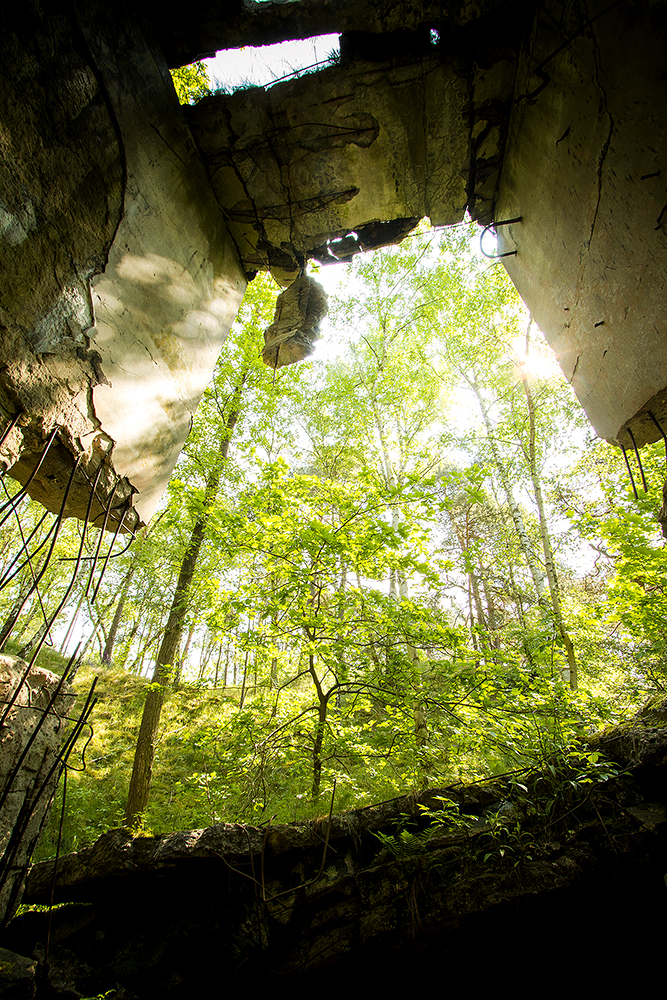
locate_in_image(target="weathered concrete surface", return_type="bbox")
[187,48,515,282]
[0,7,133,529]
[4,0,667,528]
[0,945,36,998]
[0,6,246,528]
[7,709,667,993]
[187,57,468,282]
[154,0,525,69]
[262,275,329,367]
[80,9,247,525]
[0,655,74,930]
[497,0,667,449]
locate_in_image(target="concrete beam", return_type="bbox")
[152,0,521,67]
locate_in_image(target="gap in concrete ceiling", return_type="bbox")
[203,34,340,94]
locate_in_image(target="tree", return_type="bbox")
[124,273,291,827]
[209,459,461,801]
[170,62,211,105]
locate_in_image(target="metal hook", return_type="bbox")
[480,217,522,259]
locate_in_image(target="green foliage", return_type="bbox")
[565,439,667,691]
[10,224,660,854]
[169,62,211,104]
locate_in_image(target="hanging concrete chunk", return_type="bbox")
[262,276,329,368]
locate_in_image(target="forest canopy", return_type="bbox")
[3,222,665,856]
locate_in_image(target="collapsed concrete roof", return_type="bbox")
[1,0,666,528]
[153,0,527,67]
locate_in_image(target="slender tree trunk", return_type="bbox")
[129,625,160,675]
[211,642,223,687]
[60,589,86,655]
[223,640,230,689]
[479,570,501,651]
[470,372,548,602]
[308,652,328,801]
[335,559,347,709]
[102,559,138,665]
[450,513,488,641]
[519,345,578,689]
[121,618,141,668]
[18,619,50,658]
[239,649,249,708]
[174,621,195,689]
[124,379,245,828]
[0,586,32,651]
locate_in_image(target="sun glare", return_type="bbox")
[511,336,560,379]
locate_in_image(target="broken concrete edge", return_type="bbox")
[21,785,488,902]
[0,419,143,535]
[497,0,667,454]
[1,5,247,531]
[614,383,667,452]
[22,695,667,906]
[186,45,511,286]
[262,275,329,368]
[0,946,37,994]
[155,0,529,68]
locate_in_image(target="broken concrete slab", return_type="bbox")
[497,0,667,450]
[186,54,474,282]
[0,5,246,529]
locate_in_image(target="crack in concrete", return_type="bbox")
[588,113,614,250]
[586,4,614,250]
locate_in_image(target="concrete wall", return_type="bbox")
[497,0,667,449]
[0,6,246,528]
[4,0,667,528]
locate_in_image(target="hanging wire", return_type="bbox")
[0,646,80,813]
[0,429,58,522]
[0,677,98,919]
[85,483,117,599]
[90,502,128,604]
[0,456,81,656]
[0,497,53,591]
[0,456,83,723]
[0,441,137,922]
[0,411,21,458]
[627,426,648,493]
[620,445,639,499]
[648,411,667,473]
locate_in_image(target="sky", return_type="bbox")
[203,35,340,92]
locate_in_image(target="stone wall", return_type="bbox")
[0,655,75,929]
